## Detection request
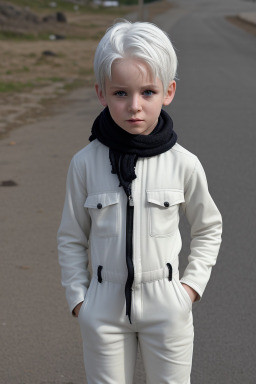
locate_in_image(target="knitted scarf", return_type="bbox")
[89,107,177,195]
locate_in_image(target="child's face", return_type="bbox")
[96,58,176,135]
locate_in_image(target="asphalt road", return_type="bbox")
[156,1,256,383]
[0,0,256,383]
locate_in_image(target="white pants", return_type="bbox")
[78,268,194,384]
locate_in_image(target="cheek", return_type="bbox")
[108,105,123,123]
[147,101,162,115]
[109,101,125,114]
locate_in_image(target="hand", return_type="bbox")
[72,301,84,317]
[181,283,198,303]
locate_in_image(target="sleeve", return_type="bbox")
[180,158,222,299]
[57,156,91,313]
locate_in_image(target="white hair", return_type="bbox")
[94,20,178,93]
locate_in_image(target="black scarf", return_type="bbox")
[89,107,177,196]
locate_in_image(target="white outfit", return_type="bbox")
[58,140,222,384]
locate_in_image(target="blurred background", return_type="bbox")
[0,0,173,135]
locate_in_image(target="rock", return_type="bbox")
[42,50,57,56]
[0,180,18,187]
[56,12,67,22]
[48,34,66,40]
[42,13,57,22]
[24,11,39,23]
[54,34,66,39]
[42,12,67,23]
[0,3,22,18]
[0,3,39,23]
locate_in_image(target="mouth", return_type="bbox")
[127,119,143,123]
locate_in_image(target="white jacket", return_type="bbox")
[58,140,222,313]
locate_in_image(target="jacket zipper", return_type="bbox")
[125,193,134,324]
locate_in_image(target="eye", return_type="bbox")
[143,90,155,96]
[114,91,127,97]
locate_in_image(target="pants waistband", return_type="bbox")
[92,261,179,285]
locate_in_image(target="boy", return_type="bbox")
[58,20,222,384]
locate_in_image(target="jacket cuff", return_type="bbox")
[179,278,203,301]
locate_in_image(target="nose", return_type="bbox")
[128,94,142,113]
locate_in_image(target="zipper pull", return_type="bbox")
[128,195,134,207]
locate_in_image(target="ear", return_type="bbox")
[95,84,107,106]
[162,80,176,106]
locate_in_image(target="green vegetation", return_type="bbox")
[78,68,94,76]
[0,29,106,41]
[63,78,84,91]
[0,81,34,93]
[35,76,65,82]
[0,77,67,93]
[63,77,94,91]
[0,31,52,41]
[22,53,37,58]
[5,66,30,75]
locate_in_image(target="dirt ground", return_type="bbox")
[0,0,175,138]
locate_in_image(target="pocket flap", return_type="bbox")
[84,192,119,209]
[146,189,184,207]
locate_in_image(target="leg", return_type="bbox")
[138,278,194,384]
[82,328,138,384]
[79,279,138,384]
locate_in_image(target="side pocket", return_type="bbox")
[78,279,94,320]
[175,277,192,312]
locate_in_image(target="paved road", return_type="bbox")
[0,0,256,383]
[155,1,256,383]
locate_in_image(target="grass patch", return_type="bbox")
[22,53,37,58]
[0,31,35,40]
[0,30,52,41]
[22,66,30,72]
[0,77,66,93]
[63,78,92,91]
[78,68,94,76]
[0,81,34,93]
[0,30,110,42]
[48,76,65,82]
[35,77,65,83]
[5,66,30,75]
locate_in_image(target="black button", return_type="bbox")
[164,201,169,207]
[97,203,102,209]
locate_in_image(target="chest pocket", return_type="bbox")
[84,192,120,238]
[146,189,185,237]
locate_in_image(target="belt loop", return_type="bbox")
[97,265,103,283]
[166,263,172,281]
